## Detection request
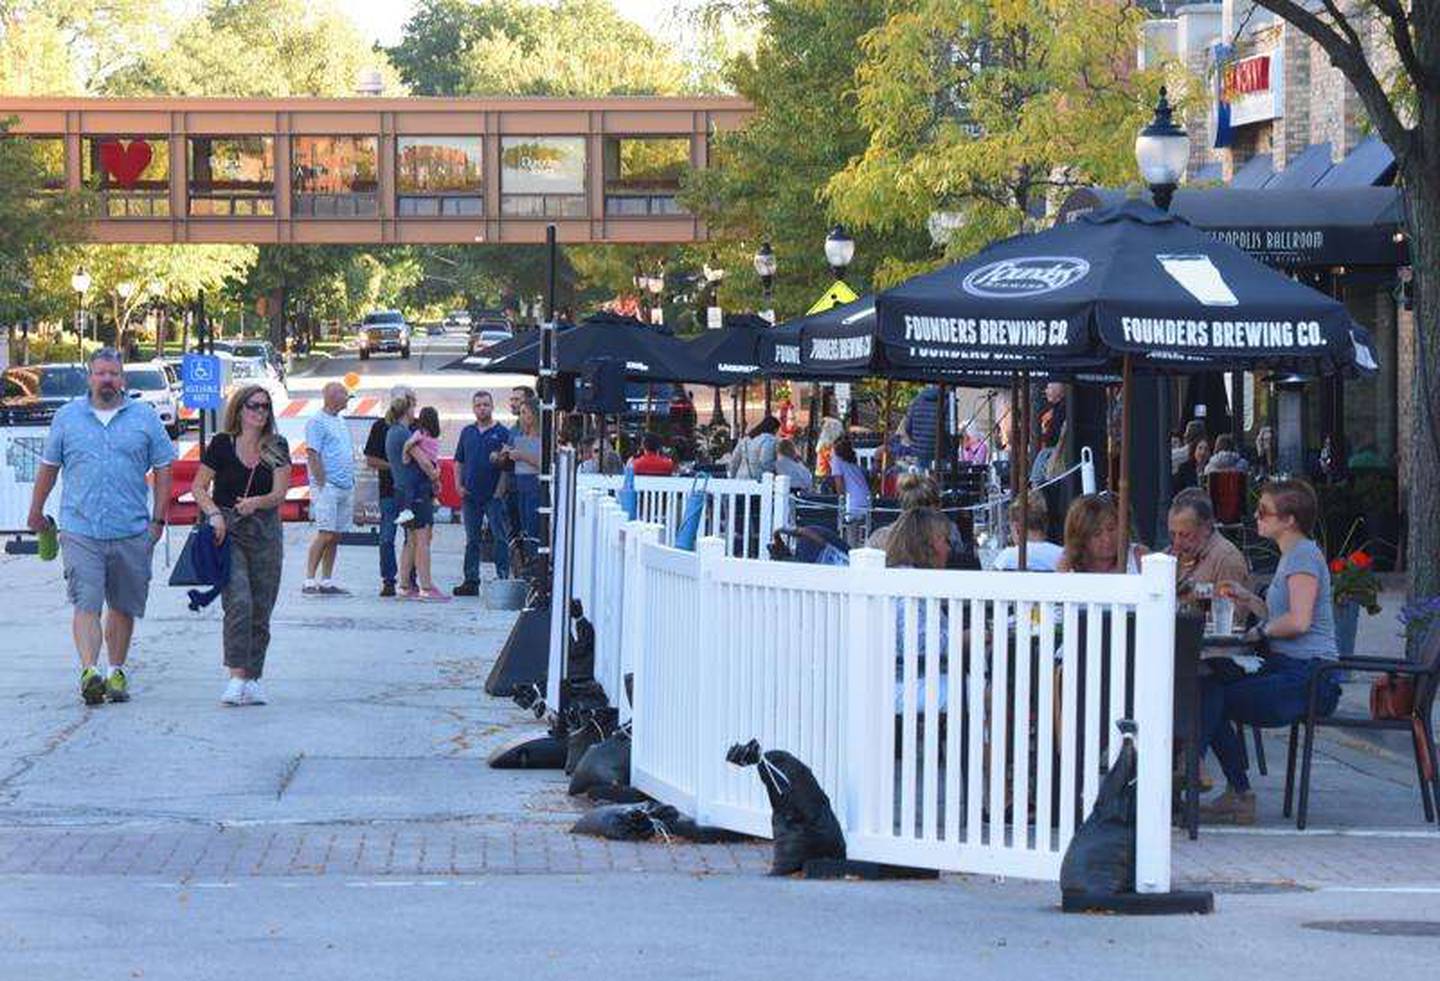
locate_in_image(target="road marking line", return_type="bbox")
[1195,827,1440,839]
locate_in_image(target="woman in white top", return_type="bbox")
[773,437,812,490]
[829,436,871,538]
[991,490,1064,571]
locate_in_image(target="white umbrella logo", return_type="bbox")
[1156,254,1239,307]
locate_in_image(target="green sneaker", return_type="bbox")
[106,668,130,703]
[80,667,106,706]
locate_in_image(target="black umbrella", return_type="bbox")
[875,199,1379,567]
[442,312,701,382]
[438,325,574,373]
[681,314,769,385]
[875,200,1377,377]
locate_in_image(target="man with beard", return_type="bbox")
[28,349,175,705]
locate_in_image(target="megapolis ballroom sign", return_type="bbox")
[961,257,1091,298]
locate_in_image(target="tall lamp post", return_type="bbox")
[703,256,727,426]
[115,280,136,354]
[753,242,778,415]
[70,267,92,350]
[1123,85,1193,560]
[18,276,33,366]
[645,262,665,326]
[822,225,857,423]
[148,281,165,359]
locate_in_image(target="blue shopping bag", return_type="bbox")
[617,463,638,520]
[674,472,711,551]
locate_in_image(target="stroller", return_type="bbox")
[769,525,851,566]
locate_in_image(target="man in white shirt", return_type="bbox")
[991,491,1064,571]
[303,382,356,595]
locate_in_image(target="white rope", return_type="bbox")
[791,462,1088,516]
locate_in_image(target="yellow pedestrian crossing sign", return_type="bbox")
[807,280,858,315]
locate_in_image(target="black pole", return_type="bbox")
[538,224,558,558]
[196,293,209,453]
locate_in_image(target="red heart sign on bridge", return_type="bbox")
[98,139,153,187]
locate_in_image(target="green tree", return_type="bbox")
[104,0,403,97]
[824,0,1165,271]
[681,0,933,319]
[1245,0,1440,617]
[0,121,89,324]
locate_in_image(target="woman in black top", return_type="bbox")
[192,384,292,706]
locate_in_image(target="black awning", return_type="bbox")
[1057,186,1404,268]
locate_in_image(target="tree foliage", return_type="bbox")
[825,0,1165,269]
[681,0,933,318]
[388,0,684,97]
[0,120,89,321]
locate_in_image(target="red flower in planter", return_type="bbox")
[1330,558,1347,574]
[1350,550,1374,569]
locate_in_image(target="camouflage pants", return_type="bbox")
[221,508,283,680]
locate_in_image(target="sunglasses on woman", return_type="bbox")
[243,400,272,413]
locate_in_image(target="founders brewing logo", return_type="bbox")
[962,256,1091,298]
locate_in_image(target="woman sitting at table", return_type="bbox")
[991,491,1064,571]
[1055,493,1146,573]
[1198,478,1341,824]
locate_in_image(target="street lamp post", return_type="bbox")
[148,281,165,359]
[1134,87,1191,213]
[752,242,778,416]
[703,256,727,427]
[645,262,665,327]
[116,280,136,354]
[18,277,32,366]
[824,224,855,279]
[70,267,92,350]
[1124,85,1193,561]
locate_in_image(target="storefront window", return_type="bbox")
[397,136,483,217]
[500,136,586,218]
[292,136,378,218]
[82,137,170,217]
[603,137,688,216]
[188,137,275,216]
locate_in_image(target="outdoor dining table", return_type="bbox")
[1175,625,1256,839]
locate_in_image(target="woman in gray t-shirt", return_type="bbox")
[1196,478,1342,824]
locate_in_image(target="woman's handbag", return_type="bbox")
[168,523,207,587]
[673,472,711,551]
[1370,672,1417,719]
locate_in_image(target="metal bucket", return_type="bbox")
[485,578,530,611]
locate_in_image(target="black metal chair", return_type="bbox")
[1284,626,1440,830]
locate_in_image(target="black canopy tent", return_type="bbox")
[441,311,701,383]
[874,200,1378,567]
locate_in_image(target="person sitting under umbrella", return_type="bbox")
[1056,493,1146,574]
[630,432,676,477]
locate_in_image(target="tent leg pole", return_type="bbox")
[1019,371,1030,571]
[1119,355,1134,570]
[881,380,895,472]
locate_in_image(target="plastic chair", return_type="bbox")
[1284,626,1440,830]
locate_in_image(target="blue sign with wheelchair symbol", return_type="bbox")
[181,353,224,410]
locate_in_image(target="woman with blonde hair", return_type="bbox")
[814,417,844,477]
[1056,493,1145,573]
[191,384,293,706]
[883,507,953,570]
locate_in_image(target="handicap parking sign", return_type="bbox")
[181,353,224,410]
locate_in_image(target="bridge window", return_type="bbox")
[13,137,67,192]
[397,136,483,217]
[292,136,378,218]
[500,136,586,218]
[604,137,688,217]
[83,137,170,217]
[188,137,275,216]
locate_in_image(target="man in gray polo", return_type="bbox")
[28,349,175,705]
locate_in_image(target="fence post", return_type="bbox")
[693,535,727,822]
[621,521,661,721]
[842,548,887,837]
[762,473,789,559]
[1133,552,1177,894]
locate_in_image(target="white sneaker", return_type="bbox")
[243,680,267,705]
[394,508,415,525]
[222,677,246,706]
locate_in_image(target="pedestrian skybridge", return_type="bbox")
[0,96,751,245]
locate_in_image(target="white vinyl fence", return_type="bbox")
[567,472,791,714]
[624,532,1178,889]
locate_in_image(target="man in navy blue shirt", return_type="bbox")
[453,390,513,594]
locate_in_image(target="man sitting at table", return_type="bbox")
[630,432,676,476]
[1168,488,1249,600]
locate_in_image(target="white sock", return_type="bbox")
[304,578,317,588]
[107,664,124,677]
[319,578,334,588]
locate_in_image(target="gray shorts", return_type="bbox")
[312,483,353,533]
[59,531,155,618]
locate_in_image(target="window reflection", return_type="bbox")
[397,136,483,217]
[500,136,586,218]
[83,137,170,217]
[292,136,378,218]
[188,137,275,216]
[604,137,688,216]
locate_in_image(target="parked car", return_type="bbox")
[358,310,412,360]
[443,310,472,332]
[0,363,88,427]
[124,361,181,438]
[466,316,514,356]
[424,322,446,336]
[227,339,285,381]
